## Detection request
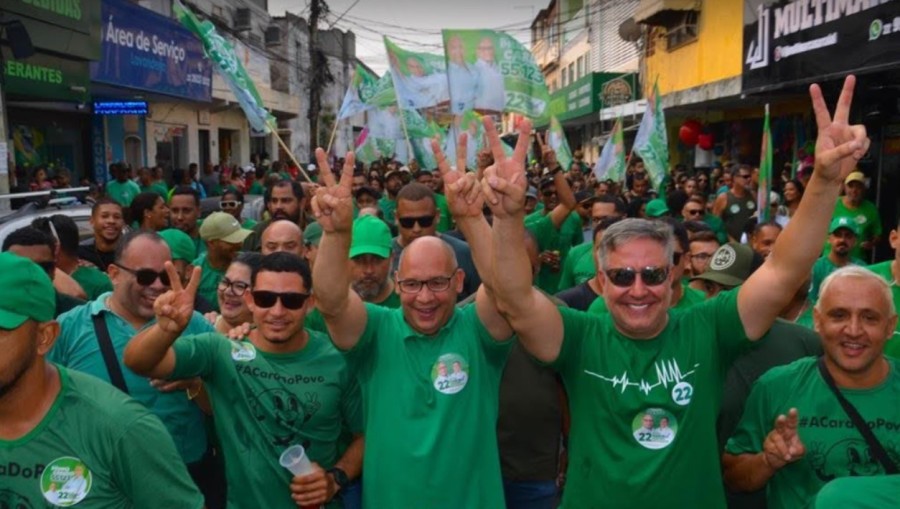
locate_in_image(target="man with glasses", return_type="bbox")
[390,182,481,300]
[713,164,757,242]
[687,230,720,277]
[49,231,222,507]
[220,187,257,230]
[124,251,363,509]
[484,76,869,508]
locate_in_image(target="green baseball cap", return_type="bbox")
[645,198,669,218]
[303,221,323,247]
[691,242,755,288]
[200,212,253,244]
[828,216,860,236]
[0,252,56,328]
[158,228,196,262]
[349,215,392,259]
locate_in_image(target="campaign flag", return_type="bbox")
[548,116,573,171]
[338,64,381,120]
[401,108,436,139]
[442,29,550,119]
[384,37,448,110]
[354,127,379,164]
[174,0,275,133]
[594,117,626,182]
[758,103,773,222]
[633,78,669,189]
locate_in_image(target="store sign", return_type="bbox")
[90,0,212,102]
[6,0,101,60]
[743,0,900,93]
[545,72,639,124]
[2,47,90,101]
[94,101,148,115]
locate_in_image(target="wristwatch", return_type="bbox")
[327,467,350,490]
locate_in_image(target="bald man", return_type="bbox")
[261,220,305,257]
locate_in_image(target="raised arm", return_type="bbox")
[123,262,202,379]
[432,132,511,341]
[536,131,575,229]
[310,150,368,350]
[483,118,564,362]
[738,75,869,339]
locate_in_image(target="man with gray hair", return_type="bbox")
[723,265,899,509]
[484,76,870,508]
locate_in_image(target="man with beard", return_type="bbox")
[243,181,306,252]
[79,198,125,272]
[0,252,203,509]
[193,213,252,312]
[378,167,405,226]
[809,216,866,302]
[49,231,221,507]
[169,186,204,258]
[350,215,399,308]
[829,171,881,259]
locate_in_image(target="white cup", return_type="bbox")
[279,445,313,476]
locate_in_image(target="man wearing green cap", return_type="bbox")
[645,198,670,219]
[303,221,323,269]
[194,212,253,311]
[160,228,216,314]
[349,215,400,308]
[0,252,203,509]
[809,216,866,303]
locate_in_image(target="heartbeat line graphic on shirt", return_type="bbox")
[584,359,700,396]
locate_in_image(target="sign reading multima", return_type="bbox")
[742,0,900,93]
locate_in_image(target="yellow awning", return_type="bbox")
[634,0,699,25]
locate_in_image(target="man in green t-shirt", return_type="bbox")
[105,162,141,207]
[309,141,515,508]
[0,252,203,509]
[125,252,363,509]
[809,216,866,302]
[556,195,625,293]
[867,220,900,359]
[243,180,306,252]
[485,77,870,508]
[723,266,899,509]
[170,187,204,258]
[193,212,252,311]
[415,170,453,232]
[378,166,405,226]
[828,170,882,260]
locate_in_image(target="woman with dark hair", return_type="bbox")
[130,192,169,231]
[782,178,805,218]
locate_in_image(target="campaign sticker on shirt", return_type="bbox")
[231,341,257,362]
[729,204,740,214]
[431,353,469,395]
[632,408,678,450]
[41,457,92,506]
[746,200,756,210]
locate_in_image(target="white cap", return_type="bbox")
[307,164,317,171]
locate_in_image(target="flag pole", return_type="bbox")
[266,121,314,183]
[397,109,414,164]
[325,120,340,155]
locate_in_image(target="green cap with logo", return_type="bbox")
[690,242,756,288]
[646,198,669,218]
[828,216,860,236]
[158,228,197,262]
[200,212,253,244]
[0,252,56,328]
[349,215,392,259]
[303,221,323,247]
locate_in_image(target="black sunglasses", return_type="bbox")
[116,265,170,287]
[604,266,670,288]
[398,215,435,229]
[251,291,311,310]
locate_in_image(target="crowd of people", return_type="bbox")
[2,75,898,509]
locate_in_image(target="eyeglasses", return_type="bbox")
[690,252,714,263]
[116,265,170,287]
[218,277,250,296]
[737,173,752,179]
[604,266,670,287]
[398,215,436,229]
[396,269,458,294]
[251,291,311,310]
[220,200,241,209]
[685,208,704,216]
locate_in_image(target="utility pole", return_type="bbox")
[308,0,325,157]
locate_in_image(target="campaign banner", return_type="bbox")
[743,0,900,93]
[91,0,211,102]
[442,29,550,120]
[384,37,449,110]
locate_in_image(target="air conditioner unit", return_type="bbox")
[234,8,252,31]
[265,26,282,47]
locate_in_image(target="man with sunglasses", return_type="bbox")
[49,231,221,507]
[220,187,257,230]
[713,164,757,242]
[310,133,517,507]
[485,76,870,508]
[124,252,363,509]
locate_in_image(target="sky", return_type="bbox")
[268,0,539,74]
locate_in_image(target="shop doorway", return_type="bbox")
[198,129,210,170]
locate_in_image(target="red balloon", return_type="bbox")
[679,124,699,146]
[698,133,714,150]
[684,119,703,132]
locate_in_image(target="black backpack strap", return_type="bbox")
[91,313,130,395]
[817,356,898,474]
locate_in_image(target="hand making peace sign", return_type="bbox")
[810,75,870,183]
[431,132,484,219]
[310,149,357,234]
[154,261,202,334]
[481,117,533,219]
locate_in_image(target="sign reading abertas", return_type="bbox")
[743,0,900,93]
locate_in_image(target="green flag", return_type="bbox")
[758,104,773,222]
[594,117,626,183]
[338,64,380,120]
[548,116,573,171]
[384,37,448,110]
[174,0,274,133]
[633,78,669,189]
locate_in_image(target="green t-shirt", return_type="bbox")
[106,180,141,207]
[525,211,584,294]
[552,289,749,508]
[171,332,361,509]
[192,253,224,312]
[71,266,113,301]
[50,294,214,463]
[306,292,401,334]
[434,193,452,233]
[867,260,900,360]
[0,367,203,509]
[241,218,258,230]
[141,182,169,200]
[827,198,882,259]
[814,475,900,509]
[249,181,265,196]
[378,196,397,226]
[342,303,513,508]
[586,282,706,315]
[809,256,865,303]
[725,357,900,509]
[703,213,729,244]
[557,241,596,293]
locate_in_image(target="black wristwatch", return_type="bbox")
[327,467,350,490]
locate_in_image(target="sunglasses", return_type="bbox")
[685,208,704,216]
[398,215,435,229]
[251,291,311,310]
[220,200,241,209]
[737,173,752,179]
[604,266,670,287]
[116,265,170,287]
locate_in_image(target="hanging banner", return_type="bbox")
[384,37,449,110]
[743,0,900,93]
